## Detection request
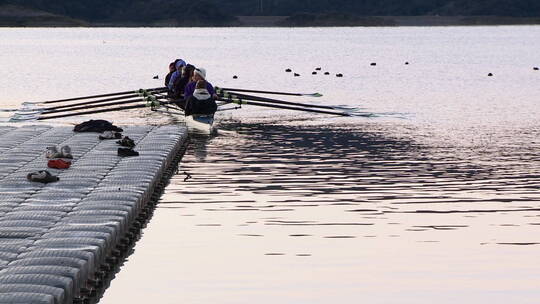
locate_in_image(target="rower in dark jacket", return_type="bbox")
[184,79,217,116]
[164,62,176,87]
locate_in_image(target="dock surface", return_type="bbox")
[0,124,188,304]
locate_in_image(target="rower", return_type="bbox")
[170,64,195,102]
[184,68,218,116]
[184,80,217,116]
[167,59,187,90]
[164,62,176,87]
[184,67,218,100]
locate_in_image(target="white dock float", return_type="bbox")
[0,124,188,304]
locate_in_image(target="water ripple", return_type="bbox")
[160,121,540,250]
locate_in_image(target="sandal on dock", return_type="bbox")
[27,170,59,183]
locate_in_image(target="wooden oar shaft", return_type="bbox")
[216,87,321,97]
[218,91,335,110]
[218,98,349,116]
[37,102,172,121]
[38,87,167,104]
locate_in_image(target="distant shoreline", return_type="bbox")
[1,5,540,28]
[238,15,540,27]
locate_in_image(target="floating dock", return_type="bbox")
[0,124,188,304]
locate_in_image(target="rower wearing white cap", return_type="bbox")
[184,67,218,100]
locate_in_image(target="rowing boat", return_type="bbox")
[184,114,215,134]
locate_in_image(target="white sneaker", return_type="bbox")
[45,146,61,159]
[101,131,114,139]
[60,145,73,159]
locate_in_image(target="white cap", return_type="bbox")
[194,67,206,79]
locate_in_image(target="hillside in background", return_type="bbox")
[1,0,540,26]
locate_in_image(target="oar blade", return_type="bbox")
[9,114,40,122]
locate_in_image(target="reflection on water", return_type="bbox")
[178,121,540,222]
[101,118,540,303]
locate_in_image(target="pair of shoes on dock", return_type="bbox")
[45,145,73,159]
[118,147,139,157]
[116,136,135,148]
[116,136,138,157]
[99,130,123,140]
[27,170,59,183]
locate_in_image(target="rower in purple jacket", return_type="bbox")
[167,59,187,90]
[184,68,218,100]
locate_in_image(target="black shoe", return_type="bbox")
[116,136,135,148]
[118,148,139,157]
[27,170,59,183]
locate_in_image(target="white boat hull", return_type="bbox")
[185,114,215,134]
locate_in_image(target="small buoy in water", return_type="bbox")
[336,73,343,77]
[286,69,292,72]
[153,75,159,79]
[294,73,300,77]
[233,75,238,79]
[312,71,317,75]
[324,72,330,75]
[534,67,539,70]
[488,73,493,77]
[315,67,322,71]
[405,62,409,65]
[370,63,376,66]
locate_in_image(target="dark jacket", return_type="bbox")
[171,75,191,99]
[165,71,174,87]
[185,94,217,116]
[170,64,195,99]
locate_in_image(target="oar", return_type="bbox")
[215,87,322,97]
[217,91,357,112]
[17,90,159,114]
[11,100,172,122]
[22,87,167,105]
[40,90,159,111]
[26,95,168,116]
[218,97,350,117]
[19,94,167,116]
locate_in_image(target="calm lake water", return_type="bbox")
[1,26,540,303]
